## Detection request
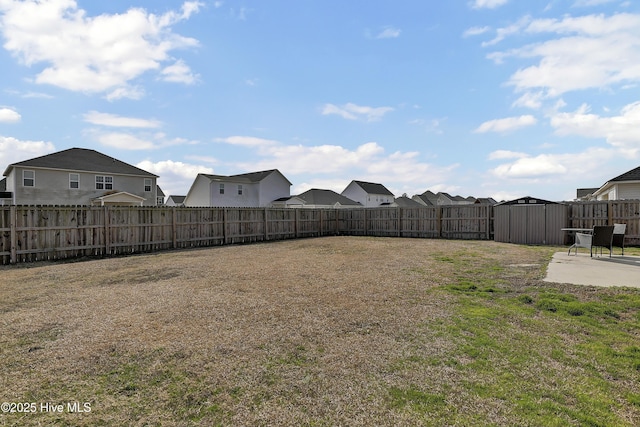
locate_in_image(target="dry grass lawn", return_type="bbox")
[1,237,639,426]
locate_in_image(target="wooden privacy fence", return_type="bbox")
[0,201,638,265]
[0,204,494,264]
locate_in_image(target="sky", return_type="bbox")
[1,0,640,202]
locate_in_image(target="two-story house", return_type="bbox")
[341,180,395,207]
[183,169,291,207]
[2,147,159,206]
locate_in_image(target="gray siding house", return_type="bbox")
[184,169,291,207]
[2,147,159,206]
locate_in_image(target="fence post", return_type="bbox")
[608,200,613,225]
[294,208,299,238]
[437,206,442,238]
[487,205,492,240]
[397,207,402,237]
[223,208,228,244]
[319,209,323,236]
[172,207,177,249]
[104,206,111,255]
[264,207,268,241]
[364,209,368,235]
[9,205,17,264]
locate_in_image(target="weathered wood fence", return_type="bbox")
[0,205,493,264]
[0,201,638,264]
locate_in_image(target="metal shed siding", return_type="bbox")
[494,203,567,244]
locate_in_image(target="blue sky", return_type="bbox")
[1,0,639,201]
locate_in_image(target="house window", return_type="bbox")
[23,170,35,187]
[219,183,224,194]
[238,184,243,195]
[156,196,164,205]
[69,173,79,189]
[96,175,113,190]
[144,178,152,192]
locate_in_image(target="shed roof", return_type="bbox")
[3,147,157,177]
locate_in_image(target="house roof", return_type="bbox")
[576,188,598,198]
[394,196,423,207]
[610,165,640,182]
[168,195,186,203]
[3,148,157,177]
[296,189,361,206]
[200,169,292,185]
[350,180,394,196]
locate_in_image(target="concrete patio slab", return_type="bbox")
[544,252,640,288]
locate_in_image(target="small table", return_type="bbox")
[562,228,593,255]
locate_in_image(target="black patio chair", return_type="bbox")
[575,225,615,257]
[612,223,626,255]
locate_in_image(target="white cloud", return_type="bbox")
[490,147,617,180]
[160,59,199,84]
[87,129,198,151]
[83,111,162,128]
[321,103,394,122]
[470,0,509,9]
[0,107,21,123]
[512,91,544,110]
[488,150,528,160]
[137,159,213,197]
[376,27,401,39]
[487,13,640,97]
[0,136,55,167]
[551,101,640,155]
[215,136,279,147]
[474,115,537,133]
[463,26,491,37]
[0,0,201,97]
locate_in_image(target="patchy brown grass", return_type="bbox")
[0,237,638,426]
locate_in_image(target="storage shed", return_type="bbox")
[494,197,568,245]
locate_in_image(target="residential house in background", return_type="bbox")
[341,180,394,207]
[183,169,291,207]
[272,188,361,208]
[156,186,165,206]
[392,195,424,207]
[1,147,159,206]
[577,165,640,201]
[414,190,476,206]
[165,195,186,207]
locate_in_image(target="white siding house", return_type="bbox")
[588,166,640,201]
[2,148,159,206]
[341,180,394,207]
[184,169,291,207]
